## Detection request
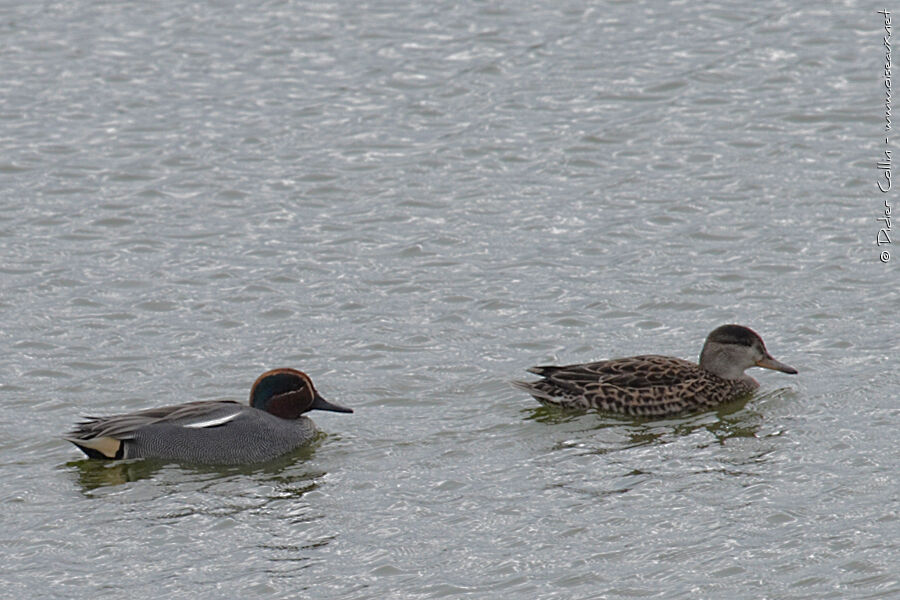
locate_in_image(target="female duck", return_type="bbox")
[66,368,352,464]
[513,324,797,417]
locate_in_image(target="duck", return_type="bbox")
[65,368,353,464]
[512,324,797,417]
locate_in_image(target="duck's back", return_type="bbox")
[529,355,701,387]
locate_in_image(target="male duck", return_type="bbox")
[513,324,797,417]
[66,368,353,464]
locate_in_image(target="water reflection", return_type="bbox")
[524,388,800,503]
[66,457,166,490]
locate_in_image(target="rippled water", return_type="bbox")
[1,1,897,598]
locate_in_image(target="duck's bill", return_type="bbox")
[756,355,798,374]
[311,393,354,413]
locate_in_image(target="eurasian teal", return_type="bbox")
[513,324,797,416]
[66,368,352,464]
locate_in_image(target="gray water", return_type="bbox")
[1,1,897,598]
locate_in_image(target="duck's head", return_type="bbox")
[699,324,798,380]
[249,368,353,419]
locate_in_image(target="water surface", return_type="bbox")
[1,2,897,598]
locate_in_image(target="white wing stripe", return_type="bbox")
[182,412,241,429]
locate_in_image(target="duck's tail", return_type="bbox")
[510,380,568,408]
[63,434,124,459]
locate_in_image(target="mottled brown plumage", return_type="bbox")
[513,325,797,417]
